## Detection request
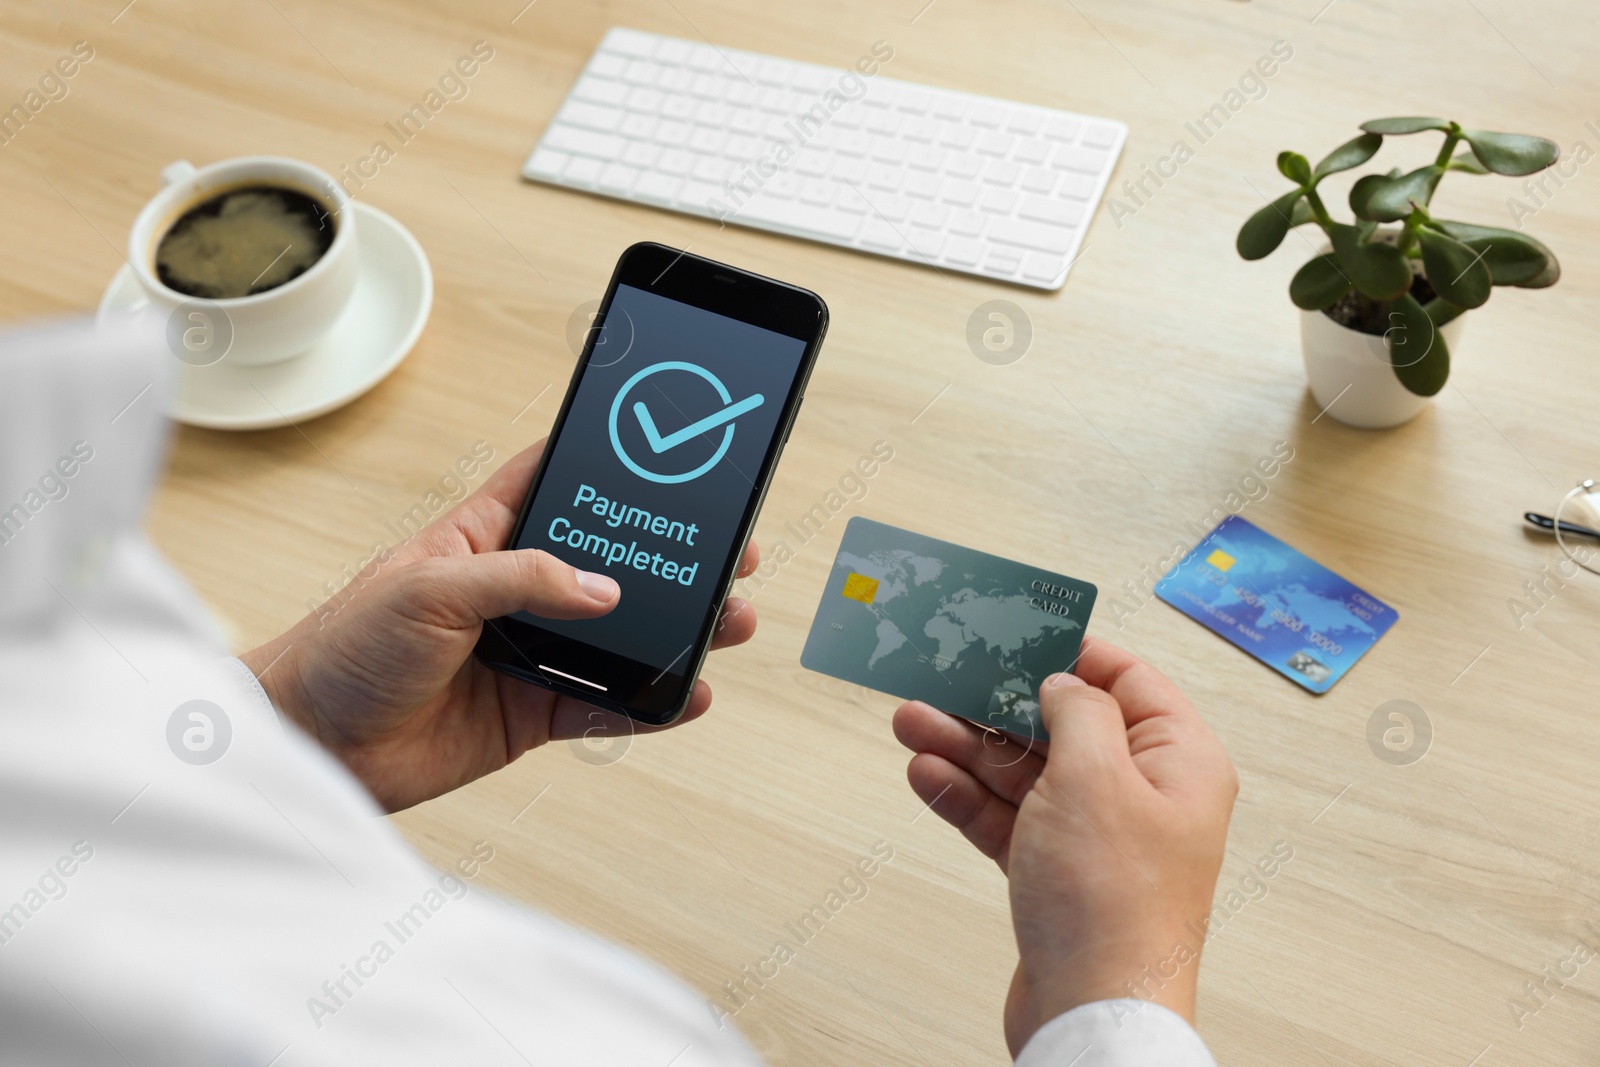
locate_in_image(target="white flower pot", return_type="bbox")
[1300,308,1465,429]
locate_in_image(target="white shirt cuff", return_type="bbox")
[1015,1000,1216,1067]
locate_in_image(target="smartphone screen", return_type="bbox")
[477,244,826,724]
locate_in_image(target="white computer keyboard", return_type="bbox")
[523,28,1126,291]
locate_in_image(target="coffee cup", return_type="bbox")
[127,156,359,367]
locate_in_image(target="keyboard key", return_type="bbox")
[860,218,903,250]
[905,228,945,259]
[739,195,863,239]
[634,172,683,203]
[945,237,983,266]
[1057,173,1097,199]
[939,125,977,150]
[766,172,803,199]
[983,246,1023,274]
[907,144,944,171]
[1044,116,1081,141]
[524,148,570,180]
[949,209,986,237]
[1019,194,1084,227]
[875,194,911,222]
[725,135,763,162]
[695,101,733,126]
[1082,122,1120,148]
[1053,146,1108,174]
[659,67,692,92]
[979,186,1018,214]
[987,217,1077,254]
[661,95,696,120]
[797,177,831,204]
[861,82,899,108]
[835,185,871,214]
[544,126,626,160]
[910,202,949,228]
[970,103,1006,127]
[945,153,983,179]
[898,88,936,114]
[867,164,903,191]
[559,101,623,131]
[870,139,909,163]
[621,142,661,167]
[837,131,871,156]
[867,110,903,135]
[1007,110,1043,135]
[677,180,723,211]
[939,179,980,207]
[597,163,641,193]
[590,54,627,78]
[655,38,691,65]
[1013,138,1052,165]
[904,172,941,199]
[691,156,734,182]
[1023,253,1067,282]
[604,28,658,57]
[657,149,694,175]
[564,156,603,184]
[689,128,727,153]
[903,117,939,143]
[623,60,661,85]
[625,87,664,113]
[982,159,1021,185]
[687,47,723,72]
[572,77,629,105]
[932,94,969,121]
[978,130,1015,156]
[754,58,790,86]
[1020,166,1058,194]
[653,120,692,144]
[621,113,658,139]
[833,157,869,183]
[795,150,830,176]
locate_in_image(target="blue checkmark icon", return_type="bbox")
[633,393,765,454]
[608,361,765,484]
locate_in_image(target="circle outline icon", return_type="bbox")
[608,360,737,484]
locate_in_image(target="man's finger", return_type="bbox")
[892,702,1044,807]
[1069,636,1201,731]
[906,752,1017,870]
[409,548,618,628]
[710,597,757,649]
[1037,672,1135,775]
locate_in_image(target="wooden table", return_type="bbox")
[7,0,1600,1062]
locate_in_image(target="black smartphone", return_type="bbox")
[475,242,828,725]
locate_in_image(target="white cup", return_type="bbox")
[127,156,359,367]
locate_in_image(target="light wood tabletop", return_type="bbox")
[6,0,1600,1062]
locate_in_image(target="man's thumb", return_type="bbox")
[410,549,620,626]
[1038,672,1133,770]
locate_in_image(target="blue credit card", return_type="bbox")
[800,517,1097,740]
[1154,515,1397,693]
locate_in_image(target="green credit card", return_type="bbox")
[800,517,1097,741]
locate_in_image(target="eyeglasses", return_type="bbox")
[1528,480,1600,578]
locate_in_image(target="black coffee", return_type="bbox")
[155,184,335,300]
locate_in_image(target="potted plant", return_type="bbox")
[1238,118,1561,428]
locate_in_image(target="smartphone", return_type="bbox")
[475,242,828,725]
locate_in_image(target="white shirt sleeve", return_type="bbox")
[1016,1000,1217,1066]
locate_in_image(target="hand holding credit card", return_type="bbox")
[801,517,1098,739]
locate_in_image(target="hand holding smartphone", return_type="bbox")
[475,243,827,725]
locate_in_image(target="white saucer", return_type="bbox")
[97,202,432,431]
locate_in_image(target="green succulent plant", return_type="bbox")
[1237,118,1561,396]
